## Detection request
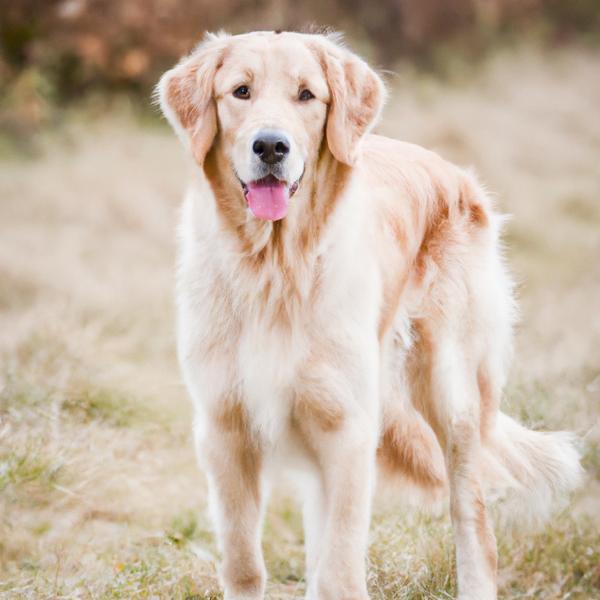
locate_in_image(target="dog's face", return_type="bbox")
[159,31,385,221]
[212,34,329,220]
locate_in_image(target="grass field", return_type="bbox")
[1,43,599,599]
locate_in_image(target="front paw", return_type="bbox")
[224,585,264,600]
[457,591,496,600]
[306,577,369,600]
[222,571,265,600]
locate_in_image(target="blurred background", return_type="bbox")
[1,2,599,599]
[2,0,600,145]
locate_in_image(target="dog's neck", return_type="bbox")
[197,140,352,326]
[202,139,352,269]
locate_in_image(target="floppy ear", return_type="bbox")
[315,38,386,166]
[157,34,227,166]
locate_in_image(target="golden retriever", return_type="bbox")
[158,30,582,600]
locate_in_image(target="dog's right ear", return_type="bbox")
[157,34,228,166]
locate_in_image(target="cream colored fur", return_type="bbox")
[158,30,582,600]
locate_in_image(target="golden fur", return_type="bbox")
[158,30,582,600]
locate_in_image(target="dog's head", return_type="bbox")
[158,31,385,221]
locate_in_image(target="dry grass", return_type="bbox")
[1,43,599,599]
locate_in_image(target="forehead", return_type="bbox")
[215,33,324,86]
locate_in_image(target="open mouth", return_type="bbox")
[240,174,300,222]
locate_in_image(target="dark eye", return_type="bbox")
[298,89,315,102]
[233,85,250,99]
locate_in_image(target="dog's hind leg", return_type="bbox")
[445,415,498,600]
[411,330,498,600]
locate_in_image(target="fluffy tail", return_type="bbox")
[481,411,583,525]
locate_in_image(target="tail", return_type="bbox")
[481,411,583,526]
[378,407,582,522]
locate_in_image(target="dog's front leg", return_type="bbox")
[195,408,266,600]
[296,375,378,600]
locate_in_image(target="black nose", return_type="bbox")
[252,132,290,164]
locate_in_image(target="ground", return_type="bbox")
[1,43,599,599]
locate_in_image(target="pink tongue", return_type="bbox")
[246,181,289,221]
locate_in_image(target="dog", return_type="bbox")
[157,30,582,600]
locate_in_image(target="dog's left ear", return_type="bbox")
[312,37,386,166]
[157,34,228,166]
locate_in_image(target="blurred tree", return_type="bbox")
[0,0,598,113]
